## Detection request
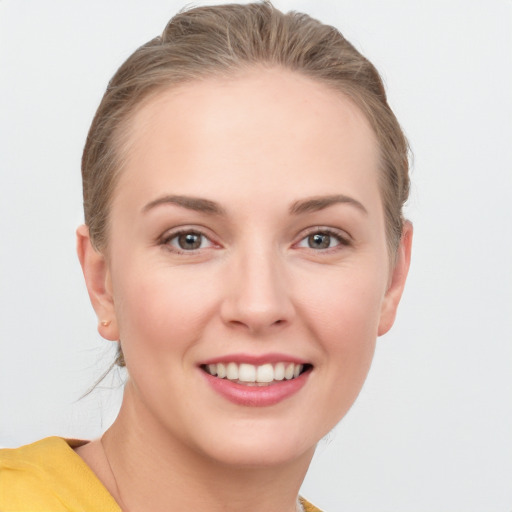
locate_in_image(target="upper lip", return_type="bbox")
[199,353,311,366]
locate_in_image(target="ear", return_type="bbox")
[378,221,413,336]
[76,225,119,341]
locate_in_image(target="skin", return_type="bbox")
[76,67,412,512]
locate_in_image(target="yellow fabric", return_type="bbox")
[299,496,323,512]
[0,437,120,512]
[0,437,322,511]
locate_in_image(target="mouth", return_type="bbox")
[201,362,313,386]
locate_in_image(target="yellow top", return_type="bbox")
[0,437,322,511]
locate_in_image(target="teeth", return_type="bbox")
[226,362,238,380]
[239,363,256,382]
[256,363,274,383]
[217,363,226,378]
[274,362,285,380]
[204,362,305,383]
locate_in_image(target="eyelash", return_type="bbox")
[295,227,351,252]
[159,227,351,254]
[160,228,217,254]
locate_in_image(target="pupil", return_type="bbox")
[309,233,330,249]
[179,233,201,249]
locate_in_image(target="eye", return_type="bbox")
[163,230,214,251]
[296,229,349,250]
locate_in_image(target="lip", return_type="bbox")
[199,352,310,366]
[200,362,312,407]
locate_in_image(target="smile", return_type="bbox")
[202,362,310,386]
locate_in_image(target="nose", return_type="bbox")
[220,245,295,335]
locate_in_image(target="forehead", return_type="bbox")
[115,67,381,212]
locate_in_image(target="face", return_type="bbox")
[80,67,411,468]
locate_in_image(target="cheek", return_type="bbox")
[298,263,385,346]
[111,264,218,360]
[315,285,380,379]
[296,267,384,422]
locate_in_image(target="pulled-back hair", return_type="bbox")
[82,2,409,256]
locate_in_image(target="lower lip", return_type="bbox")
[201,370,310,407]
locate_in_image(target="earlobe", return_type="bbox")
[76,225,119,341]
[377,221,413,336]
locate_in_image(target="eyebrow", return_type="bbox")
[142,193,367,217]
[289,194,368,215]
[142,195,226,215]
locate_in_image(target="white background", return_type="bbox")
[1,1,511,510]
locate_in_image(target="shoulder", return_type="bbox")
[299,495,324,512]
[0,437,120,511]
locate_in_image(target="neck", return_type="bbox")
[102,384,314,512]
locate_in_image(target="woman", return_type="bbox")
[0,3,411,511]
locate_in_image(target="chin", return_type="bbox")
[183,414,325,470]
[201,434,315,469]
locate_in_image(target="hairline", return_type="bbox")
[95,64,401,261]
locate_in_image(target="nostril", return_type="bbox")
[230,320,246,327]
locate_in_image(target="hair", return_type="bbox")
[81,1,410,368]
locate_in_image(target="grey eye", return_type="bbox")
[307,233,332,249]
[176,232,203,250]
[163,229,216,253]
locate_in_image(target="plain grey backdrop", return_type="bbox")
[1,1,511,510]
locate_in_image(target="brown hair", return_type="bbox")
[83,1,409,251]
[82,2,410,366]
